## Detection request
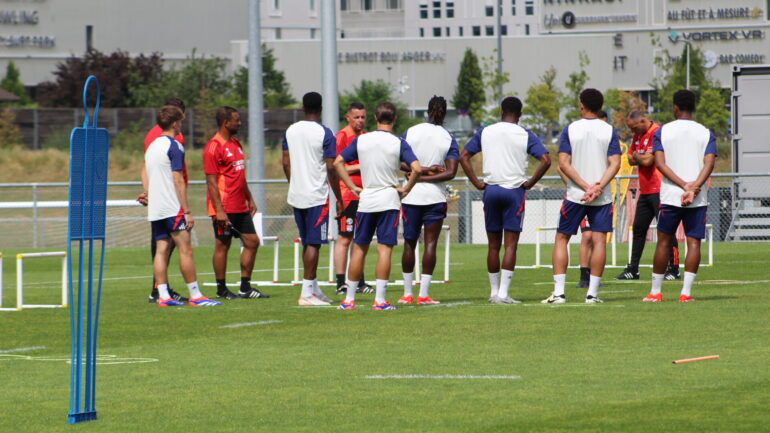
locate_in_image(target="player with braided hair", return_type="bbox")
[398,96,459,305]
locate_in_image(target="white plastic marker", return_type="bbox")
[219,320,283,329]
[365,375,520,380]
[673,355,719,364]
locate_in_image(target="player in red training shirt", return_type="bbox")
[333,101,373,295]
[203,107,269,300]
[616,110,680,281]
[136,98,188,304]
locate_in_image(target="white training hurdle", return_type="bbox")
[202,235,287,288]
[0,251,68,310]
[292,225,452,286]
[628,224,713,267]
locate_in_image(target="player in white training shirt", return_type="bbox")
[145,105,220,307]
[543,89,621,304]
[646,89,717,303]
[398,96,459,305]
[460,97,551,304]
[282,92,344,306]
[334,102,421,311]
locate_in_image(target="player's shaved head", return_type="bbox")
[580,88,604,113]
[157,105,184,130]
[347,101,364,112]
[501,97,523,117]
[216,106,238,127]
[303,92,323,114]
[375,101,397,125]
[673,89,696,112]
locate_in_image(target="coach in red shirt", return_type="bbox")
[137,98,188,304]
[616,110,680,281]
[203,106,269,300]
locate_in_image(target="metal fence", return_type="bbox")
[0,173,768,251]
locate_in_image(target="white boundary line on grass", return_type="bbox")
[0,346,46,354]
[219,320,283,328]
[366,374,521,380]
[0,354,158,365]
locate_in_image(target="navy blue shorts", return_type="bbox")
[558,200,613,235]
[354,210,400,246]
[293,203,329,246]
[657,205,707,239]
[401,202,447,240]
[483,185,525,233]
[151,212,188,241]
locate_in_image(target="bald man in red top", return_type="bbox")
[136,98,188,304]
[333,102,373,294]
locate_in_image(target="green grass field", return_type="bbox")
[1,242,769,433]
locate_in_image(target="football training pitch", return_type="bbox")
[1,242,768,432]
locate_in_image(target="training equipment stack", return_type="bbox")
[67,76,109,424]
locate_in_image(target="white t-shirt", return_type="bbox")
[340,130,418,213]
[282,120,336,209]
[653,119,717,208]
[145,135,185,221]
[401,123,459,205]
[464,122,548,189]
[558,118,621,206]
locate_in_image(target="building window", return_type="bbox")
[433,1,441,7]
[273,0,279,10]
[459,26,463,36]
[362,0,372,11]
[447,1,454,18]
[275,28,281,39]
[486,25,494,36]
[420,3,428,18]
[472,25,481,36]
[420,28,425,37]
[511,0,516,15]
[485,6,494,17]
[309,0,315,12]
[525,0,534,15]
[341,0,348,11]
[433,27,441,37]
[525,24,530,35]
[446,26,450,36]
[434,8,441,18]
[310,28,316,39]
[386,0,400,10]
[501,25,507,36]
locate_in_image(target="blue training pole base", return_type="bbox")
[68,410,97,424]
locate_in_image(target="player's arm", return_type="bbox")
[137,164,149,206]
[334,155,359,194]
[558,153,591,191]
[173,170,193,230]
[281,150,290,180]
[206,174,228,227]
[459,129,485,190]
[555,165,568,185]
[627,149,638,166]
[635,151,654,167]
[420,159,456,182]
[243,182,257,216]
[326,157,344,217]
[396,140,422,198]
[522,132,551,190]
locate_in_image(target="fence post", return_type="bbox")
[32,184,38,248]
[33,109,39,150]
[112,109,119,136]
[464,179,472,244]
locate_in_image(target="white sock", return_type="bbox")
[587,275,601,298]
[488,272,500,298]
[301,279,314,298]
[402,272,414,297]
[682,271,696,296]
[345,279,358,303]
[553,274,566,297]
[311,279,326,297]
[650,273,664,295]
[498,269,514,299]
[157,283,171,300]
[187,281,203,299]
[418,274,432,298]
[375,279,388,304]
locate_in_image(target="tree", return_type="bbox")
[1,61,29,104]
[37,50,163,107]
[231,45,296,109]
[604,89,647,141]
[480,50,511,123]
[563,51,590,123]
[451,48,485,124]
[522,67,562,141]
[695,87,729,137]
[339,79,419,135]
[0,108,22,148]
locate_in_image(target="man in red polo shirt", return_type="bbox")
[137,98,188,304]
[204,106,269,300]
[333,101,373,294]
[616,110,680,280]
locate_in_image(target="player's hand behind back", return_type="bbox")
[136,192,148,206]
